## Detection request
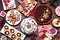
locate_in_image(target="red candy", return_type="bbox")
[30,9,34,16]
[1,11,6,17]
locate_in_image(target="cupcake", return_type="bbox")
[52,18,60,27]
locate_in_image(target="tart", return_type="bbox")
[4,25,9,29]
[10,29,15,33]
[4,31,9,35]
[11,34,16,39]
[34,4,54,25]
[52,18,60,27]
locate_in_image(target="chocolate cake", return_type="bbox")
[34,4,54,24]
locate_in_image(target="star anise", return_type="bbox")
[43,13,49,19]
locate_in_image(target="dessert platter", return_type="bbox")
[0,0,60,40]
[1,23,26,40]
[38,25,57,40]
[6,10,22,25]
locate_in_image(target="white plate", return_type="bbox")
[6,10,22,25]
[2,0,16,10]
[21,18,37,34]
[1,23,26,40]
[55,6,60,16]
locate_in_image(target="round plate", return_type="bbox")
[55,6,60,16]
[21,18,37,34]
[34,4,54,25]
[6,10,22,25]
